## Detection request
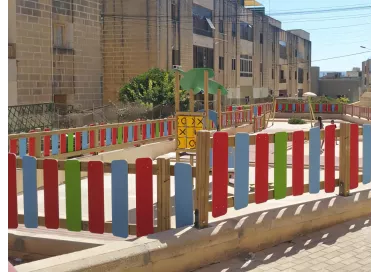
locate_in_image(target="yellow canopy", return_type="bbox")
[244,0,263,6]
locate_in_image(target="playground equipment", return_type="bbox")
[173,68,228,163]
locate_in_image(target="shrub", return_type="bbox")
[288,117,306,125]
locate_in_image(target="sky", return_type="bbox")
[258,0,371,71]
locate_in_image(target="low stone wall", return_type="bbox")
[15,186,370,272]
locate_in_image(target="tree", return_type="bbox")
[119,68,188,108]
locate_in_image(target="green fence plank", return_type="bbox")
[274,132,287,200]
[155,122,160,137]
[118,127,123,144]
[338,104,342,113]
[68,133,74,152]
[65,160,82,231]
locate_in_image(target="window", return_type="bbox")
[260,33,263,44]
[260,63,263,73]
[232,21,236,37]
[172,50,180,66]
[240,22,253,41]
[219,56,224,70]
[298,68,304,83]
[272,69,274,79]
[193,45,214,69]
[279,40,287,59]
[280,70,286,83]
[192,5,213,37]
[307,72,309,81]
[53,24,65,47]
[232,58,236,70]
[295,71,297,80]
[219,20,224,33]
[171,2,178,21]
[240,55,252,77]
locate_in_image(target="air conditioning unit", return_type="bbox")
[173,65,182,70]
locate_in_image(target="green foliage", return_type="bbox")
[119,68,188,108]
[336,96,350,104]
[288,117,306,125]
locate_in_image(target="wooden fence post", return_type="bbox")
[339,123,350,196]
[157,158,171,232]
[195,130,210,229]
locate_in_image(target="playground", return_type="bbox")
[8,68,371,271]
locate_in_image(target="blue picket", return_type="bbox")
[146,123,151,139]
[111,160,129,238]
[363,125,371,184]
[174,163,193,228]
[292,104,296,112]
[234,133,249,210]
[82,131,88,150]
[128,126,133,142]
[52,134,59,155]
[23,156,38,228]
[164,121,168,136]
[305,103,309,113]
[19,138,27,157]
[106,128,111,146]
[309,127,320,193]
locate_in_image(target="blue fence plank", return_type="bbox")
[128,126,133,142]
[228,147,235,168]
[209,148,213,168]
[254,106,258,116]
[19,138,27,157]
[305,103,309,113]
[82,131,88,150]
[309,127,320,193]
[363,125,371,184]
[331,104,335,112]
[319,104,323,113]
[52,134,59,155]
[106,128,111,146]
[292,104,296,112]
[234,133,249,210]
[111,160,129,238]
[146,123,151,139]
[278,104,283,111]
[23,156,38,228]
[174,163,193,228]
[164,121,168,136]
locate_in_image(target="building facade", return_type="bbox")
[9,0,311,108]
[361,59,371,92]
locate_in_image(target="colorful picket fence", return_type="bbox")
[8,124,371,238]
[8,118,175,158]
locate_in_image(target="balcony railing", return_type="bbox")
[279,78,287,83]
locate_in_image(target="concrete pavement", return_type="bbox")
[195,216,371,272]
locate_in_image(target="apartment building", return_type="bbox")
[9,0,102,108]
[362,59,371,92]
[9,0,311,107]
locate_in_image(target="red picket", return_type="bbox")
[10,139,17,154]
[350,124,359,189]
[212,132,228,217]
[89,124,95,150]
[43,128,51,156]
[301,103,305,113]
[136,158,154,237]
[323,104,327,112]
[133,125,138,141]
[160,121,164,137]
[151,123,155,139]
[8,153,17,228]
[100,124,106,147]
[88,161,105,234]
[258,105,262,116]
[112,127,117,145]
[43,159,59,229]
[325,125,335,193]
[276,103,279,112]
[29,129,36,156]
[292,131,304,196]
[123,126,128,143]
[75,131,81,151]
[315,104,319,112]
[142,124,146,140]
[60,133,67,154]
[168,121,172,135]
[255,134,269,203]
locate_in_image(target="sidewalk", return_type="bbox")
[195,216,371,272]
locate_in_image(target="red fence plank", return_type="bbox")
[60,133,66,154]
[133,125,138,141]
[276,103,279,112]
[8,153,17,228]
[292,131,304,196]
[43,128,51,156]
[323,104,327,112]
[160,122,164,137]
[255,134,269,203]
[44,159,59,229]
[88,161,105,234]
[315,104,319,112]
[324,125,335,193]
[89,124,95,149]
[142,124,146,140]
[100,126,106,147]
[168,121,172,135]
[258,106,262,116]
[350,124,359,189]
[123,126,128,143]
[10,139,17,154]
[29,130,36,156]
[136,158,153,237]
[212,132,229,217]
[301,103,305,113]
[75,132,81,151]
[151,123,155,138]
[112,127,117,145]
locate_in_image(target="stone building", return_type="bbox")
[9,0,311,108]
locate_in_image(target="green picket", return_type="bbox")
[118,127,123,144]
[65,160,82,231]
[274,132,287,199]
[285,104,289,111]
[155,121,160,137]
[338,104,342,113]
[68,133,74,152]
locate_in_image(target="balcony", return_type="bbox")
[8,43,16,59]
[279,78,286,83]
